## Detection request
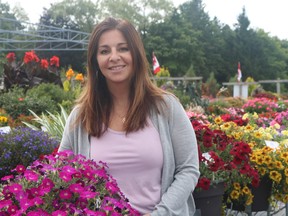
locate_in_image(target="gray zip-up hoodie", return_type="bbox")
[59,94,200,216]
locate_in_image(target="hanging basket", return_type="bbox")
[193,182,225,216]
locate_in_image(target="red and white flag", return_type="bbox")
[237,62,242,82]
[152,52,160,75]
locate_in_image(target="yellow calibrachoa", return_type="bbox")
[214,116,223,125]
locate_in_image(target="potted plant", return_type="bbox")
[189,113,260,215]
[0,150,139,215]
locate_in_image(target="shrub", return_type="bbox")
[0,86,57,119]
[0,127,59,179]
[26,83,74,107]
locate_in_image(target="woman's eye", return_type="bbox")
[119,47,129,52]
[99,50,109,55]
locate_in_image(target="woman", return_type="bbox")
[59,17,200,216]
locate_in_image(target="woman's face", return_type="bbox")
[96,29,133,87]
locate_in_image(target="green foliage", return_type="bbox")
[203,72,220,98]
[206,99,231,115]
[26,83,74,108]
[23,105,69,142]
[0,127,59,178]
[245,76,259,96]
[0,86,56,119]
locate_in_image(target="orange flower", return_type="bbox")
[40,59,49,69]
[50,56,60,67]
[23,51,39,64]
[75,73,84,82]
[66,68,75,80]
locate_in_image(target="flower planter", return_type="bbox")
[251,175,272,211]
[225,175,272,212]
[193,182,225,216]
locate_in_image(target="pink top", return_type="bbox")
[90,119,163,214]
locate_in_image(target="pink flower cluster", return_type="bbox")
[242,98,279,113]
[0,150,139,216]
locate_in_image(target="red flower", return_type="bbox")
[23,51,39,64]
[6,52,16,63]
[40,59,49,69]
[50,56,60,67]
[197,177,211,190]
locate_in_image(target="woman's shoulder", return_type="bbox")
[162,93,181,107]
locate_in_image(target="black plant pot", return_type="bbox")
[225,175,272,212]
[193,182,225,216]
[251,175,272,211]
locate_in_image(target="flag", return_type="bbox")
[152,52,160,75]
[237,62,242,82]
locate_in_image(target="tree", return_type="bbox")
[100,0,174,37]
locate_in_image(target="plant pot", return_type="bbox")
[225,175,272,212]
[251,175,272,211]
[193,182,225,216]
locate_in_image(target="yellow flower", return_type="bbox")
[233,182,241,190]
[257,167,267,176]
[267,162,274,170]
[263,155,272,165]
[253,131,263,139]
[256,156,264,165]
[242,113,249,120]
[233,132,243,140]
[273,123,281,130]
[284,168,288,177]
[280,152,288,159]
[245,194,254,206]
[220,122,231,131]
[0,116,8,123]
[244,124,254,132]
[242,186,251,195]
[214,116,222,125]
[252,112,258,119]
[230,190,240,200]
[281,130,288,136]
[274,161,284,170]
[269,170,282,183]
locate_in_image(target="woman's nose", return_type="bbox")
[109,49,120,62]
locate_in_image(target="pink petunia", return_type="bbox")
[51,210,68,216]
[15,165,26,173]
[59,171,72,182]
[68,183,84,194]
[1,175,14,181]
[24,170,39,182]
[59,189,72,200]
[0,199,12,209]
[7,204,19,214]
[9,183,23,194]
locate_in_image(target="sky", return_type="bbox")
[4,0,288,40]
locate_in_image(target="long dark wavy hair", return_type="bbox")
[75,17,167,137]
